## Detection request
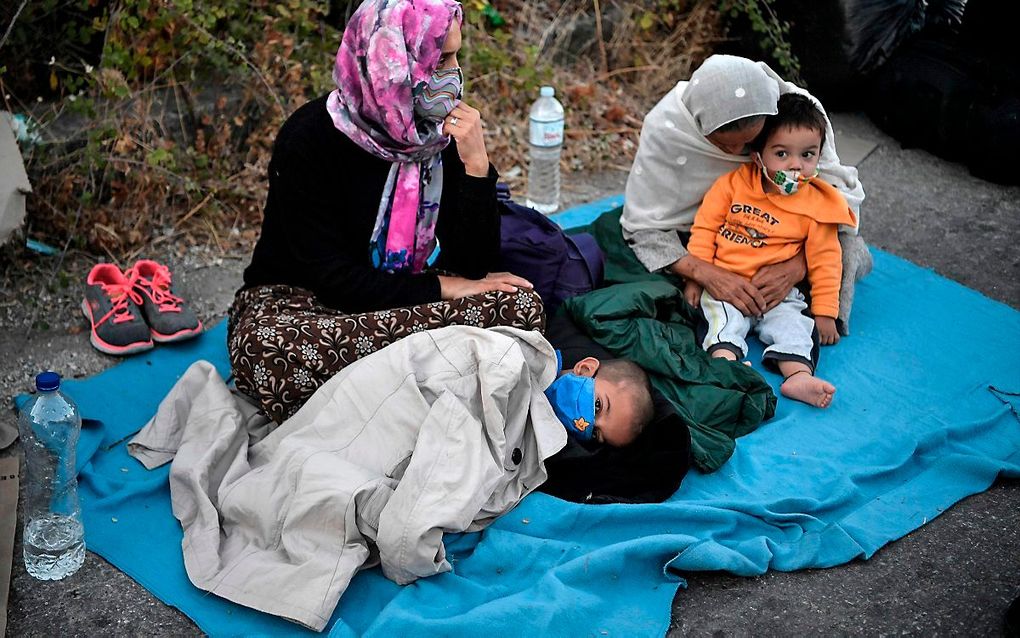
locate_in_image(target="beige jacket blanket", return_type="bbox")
[128,326,567,631]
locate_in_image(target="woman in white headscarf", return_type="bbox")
[622,55,870,333]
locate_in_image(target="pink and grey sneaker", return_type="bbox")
[81,264,155,355]
[127,259,203,343]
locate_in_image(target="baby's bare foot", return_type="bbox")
[781,371,836,408]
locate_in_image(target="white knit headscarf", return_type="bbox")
[683,54,780,135]
[623,55,864,237]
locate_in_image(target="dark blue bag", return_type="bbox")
[496,184,605,315]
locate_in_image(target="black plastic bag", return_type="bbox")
[843,0,929,74]
[734,0,968,106]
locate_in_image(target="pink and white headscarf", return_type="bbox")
[326,0,464,273]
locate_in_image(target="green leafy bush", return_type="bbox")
[718,0,802,82]
[1,0,338,254]
[0,1,800,257]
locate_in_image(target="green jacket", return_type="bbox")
[562,210,776,472]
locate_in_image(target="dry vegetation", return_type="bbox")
[469,0,723,180]
[1,0,727,266]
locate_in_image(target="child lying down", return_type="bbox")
[127,325,654,630]
[544,351,654,448]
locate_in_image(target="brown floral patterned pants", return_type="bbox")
[227,285,546,423]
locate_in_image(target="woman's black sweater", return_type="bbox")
[242,95,500,313]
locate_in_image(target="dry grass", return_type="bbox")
[473,0,723,192]
[7,0,724,264]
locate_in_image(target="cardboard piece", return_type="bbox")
[0,112,33,246]
[0,455,19,637]
[0,417,16,451]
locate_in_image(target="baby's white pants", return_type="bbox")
[699,288,817,371]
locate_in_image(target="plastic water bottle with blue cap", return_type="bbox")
[526,86,565,214]
[18,371,85,580]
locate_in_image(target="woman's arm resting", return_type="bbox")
[438,272,533,300]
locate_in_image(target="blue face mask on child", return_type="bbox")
[544,372,597,443]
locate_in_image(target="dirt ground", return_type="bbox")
[2,111,1018,636]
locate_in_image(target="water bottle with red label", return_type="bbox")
[526,86,565,214]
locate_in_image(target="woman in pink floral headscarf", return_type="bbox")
[228,0,541,423]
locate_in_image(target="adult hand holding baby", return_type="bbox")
[676,256,767,317]
[751,252,807,312]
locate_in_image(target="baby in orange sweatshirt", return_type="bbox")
[684,94,857,408]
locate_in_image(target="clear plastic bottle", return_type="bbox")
[526,85,565,215]
[18,371,85,580]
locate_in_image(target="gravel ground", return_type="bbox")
[0,248,236,392]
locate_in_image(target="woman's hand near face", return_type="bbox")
[443,102,489,177]
[438,272,533,300]
[751,251,807,312]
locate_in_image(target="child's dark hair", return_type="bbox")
[751,93,826,152]
[598,359,655,441]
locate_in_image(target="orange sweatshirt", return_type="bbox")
[687,162,858,318]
